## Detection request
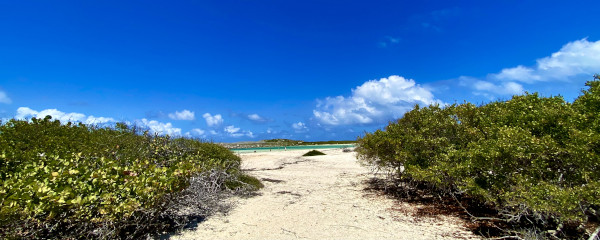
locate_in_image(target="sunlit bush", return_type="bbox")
[0,117,248,239]
[357,75,600,236]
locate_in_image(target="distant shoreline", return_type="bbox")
[230,144,355,153]
[221,139,356,150]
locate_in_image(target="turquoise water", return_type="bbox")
[230,144,355,153]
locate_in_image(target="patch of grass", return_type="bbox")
[303,150,326,156]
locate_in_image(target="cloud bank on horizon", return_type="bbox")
[4,38,599,141]
[15,107,115,125]
[168,110,195,121]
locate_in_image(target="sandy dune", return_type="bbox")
[169,148,479,240]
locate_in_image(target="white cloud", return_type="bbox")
[37,109,84,122]
[138,118,182,136]
[456,38,600,99]
[491,38,600,83]
[224,125,254,138]
[85,116,116,125]
[247,113,268,123]
[0,90,11,104]
[248,114,261,121]
[313,75,440,126]
[168,109,195,120]
[15,107,115,124]
[493,65,542,82]
[203,113,223,127]
[471,80,524,98]
[13,107,186,137]
[15,107,38,119]
[292,122,308,132]
[185,128,206,138]
[224,125,240,134]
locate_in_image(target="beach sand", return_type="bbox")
[168,148,479,240]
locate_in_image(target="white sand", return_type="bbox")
[170,148,479,240]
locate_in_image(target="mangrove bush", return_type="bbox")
[357,75,600,238]
[0,117,254,239]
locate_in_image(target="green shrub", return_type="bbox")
[225,173,264,191]
[357,75,600,237]
[303,150,326,156]
[0,117,248,239]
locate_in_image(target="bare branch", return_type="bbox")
[589,226,600,240]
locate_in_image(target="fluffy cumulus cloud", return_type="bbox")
[291,122,308,132]
[13,107,204,138]
[138,118,182,136]
[313,75,440,126]
[0,90,11,104]
[168,109,195,120]
[15,107,115,124]
[492,38,600,83]
[202,113,223,127]
[224,125,254,138]
[224,125,240,134]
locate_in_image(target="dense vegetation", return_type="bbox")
[303,150,326,156]
[357,75,600,238]
[0,118,260,239]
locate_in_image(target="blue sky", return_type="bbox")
[1,1,599,142]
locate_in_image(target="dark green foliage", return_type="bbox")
[357,76,600,237]
[225,173,264,191]
[303,150,326,156]
[574,74,600,133]
[0,117,251,239]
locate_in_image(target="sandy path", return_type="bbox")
[169,148,478,240]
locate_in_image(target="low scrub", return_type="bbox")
[225,173,264,191]
[357,75,600,239]
[303,150,326,156]
[0,117,256,239]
